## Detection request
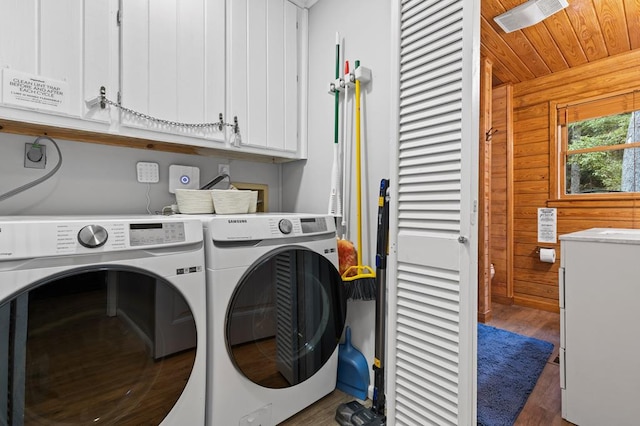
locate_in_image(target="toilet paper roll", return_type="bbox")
[539,248,556,264]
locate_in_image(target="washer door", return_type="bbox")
[226,247,347,389]
[0,267,198,426]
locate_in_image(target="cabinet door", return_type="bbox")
[84,0,119,124]
[228,0,300,154]
[0,0,115,124]
[120,0,225,142]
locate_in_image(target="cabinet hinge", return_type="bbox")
[296,21,298,30]
[117,9,122,26]
[117,91,122,105]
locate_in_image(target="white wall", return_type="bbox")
[0,132,282,215]
[282,0,392,389]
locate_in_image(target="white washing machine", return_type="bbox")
[0,216,207,426]
[202,213,347,426]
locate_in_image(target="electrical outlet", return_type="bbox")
[136,162,160,183]
[24,143,47,169]
[218,163,230,176]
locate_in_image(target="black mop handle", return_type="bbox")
[372,178,390,416]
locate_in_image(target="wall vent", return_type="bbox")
[494,0,568,33]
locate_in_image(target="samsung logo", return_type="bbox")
[227,219,247,224]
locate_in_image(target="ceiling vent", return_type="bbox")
[494,0,569,33]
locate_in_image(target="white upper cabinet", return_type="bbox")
[120,0,226,144]
[0,0,116,130]
[228,0,303,157]
[0,0,307,160]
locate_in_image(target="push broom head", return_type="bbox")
[341,265,376,301]
[338,238,376,300]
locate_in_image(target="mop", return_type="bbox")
[341,60,376,300]
[341,60,352,240]
[371,178,389,417]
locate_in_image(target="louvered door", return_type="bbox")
[275,250,298,385]
[387,0,479,424]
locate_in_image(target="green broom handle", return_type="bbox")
[334,34,340,145]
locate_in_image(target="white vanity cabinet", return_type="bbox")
[119,0,227,146]
[559,228,640,426]
[0,0,117,131]
[227,0,304,158]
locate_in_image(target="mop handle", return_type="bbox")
[341,60,350,233]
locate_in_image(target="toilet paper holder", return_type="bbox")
[535,246,553,254]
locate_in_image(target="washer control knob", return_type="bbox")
[278,219,293,235]
[78,225,108,248]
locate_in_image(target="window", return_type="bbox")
[557,91,640,197]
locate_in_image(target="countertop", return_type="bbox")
[559,227,640,244]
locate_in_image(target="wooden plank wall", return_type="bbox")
[478,58,492,322]
[509,49,640,312]
[491,84,512,305]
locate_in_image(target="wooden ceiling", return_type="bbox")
[481,0,640,86]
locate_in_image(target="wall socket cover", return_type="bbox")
[169,165,200,193]
[24,143,47,169]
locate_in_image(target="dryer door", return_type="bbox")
[227,247,346,388]
[0,267,198,426]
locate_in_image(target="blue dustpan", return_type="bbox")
[336,326,370,400]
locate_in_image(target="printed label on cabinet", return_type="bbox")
[2,69,69,114]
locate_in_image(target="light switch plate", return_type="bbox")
[169,165,200,193]
[136,162,159,183]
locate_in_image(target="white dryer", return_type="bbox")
[0,216,207,426]
[202,213,347,426]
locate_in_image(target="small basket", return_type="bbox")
[211,190,257,214]
[175,189,215,214]
[247,190,258,213]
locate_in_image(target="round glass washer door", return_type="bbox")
[0,267,198,426]
[226,247,347,388]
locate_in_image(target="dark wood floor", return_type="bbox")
[487,303,570,426]
[280,303,570,425]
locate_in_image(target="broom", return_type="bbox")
[341,60,376,300]
[337,60,358,278]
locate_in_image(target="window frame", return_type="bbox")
[551,90,640,202]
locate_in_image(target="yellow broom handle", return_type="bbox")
[355,67,363,266]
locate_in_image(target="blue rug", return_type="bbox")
[477,324,554,426]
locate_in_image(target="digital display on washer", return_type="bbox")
[129,222,186,246]
[300,217,327,234]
